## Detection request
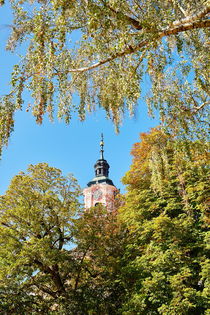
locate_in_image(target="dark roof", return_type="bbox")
[87,176,114,187]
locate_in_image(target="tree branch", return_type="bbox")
[103,2,143,30]
[65,17,209,74]
[65,40,148,73]
[161,19,210,36]
[171,5,210,28]
[34,258,66,294]
[7,5,209,85]
[193,101,210,113]
[30,276,58,298]
[74,247,90,291]
[173,0,188,17]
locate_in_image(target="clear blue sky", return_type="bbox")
[0,4,158,195]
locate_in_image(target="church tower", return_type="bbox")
[83,134,118,210]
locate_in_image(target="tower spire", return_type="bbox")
[100,133,104,160]
[83,133,118,210]
[86,133,113,182]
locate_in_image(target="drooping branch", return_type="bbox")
[5,5,210,89]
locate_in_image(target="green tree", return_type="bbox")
[0,0,209,154]
[120,129,210,314]
[0,163,82,314]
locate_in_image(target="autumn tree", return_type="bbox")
[72,205,128,314]
[120,129,209,314]
[0,0,209,154]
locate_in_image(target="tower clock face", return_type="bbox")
[93,189,102,200]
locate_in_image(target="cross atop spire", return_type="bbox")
[100,133,104,159]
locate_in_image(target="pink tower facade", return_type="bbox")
[83,135,118,210]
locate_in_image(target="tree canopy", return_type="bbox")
[0,163,82,313]
[0,0,209,155]
[0,163,128,314]
[120,128,210,314]
[0,134,209,313]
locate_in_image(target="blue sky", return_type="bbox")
[0,3,158,195]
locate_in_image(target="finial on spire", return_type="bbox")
[100,133,104,159]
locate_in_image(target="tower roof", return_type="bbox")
[87,134,115,187]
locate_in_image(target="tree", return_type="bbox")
[120,129,209,314]
[72,204,128,314]
[0,0,209,154]
[0,163,128,314]
[0,163,82,313]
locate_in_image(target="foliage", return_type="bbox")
[0,163,128,314]
[0,0,209,154]
[0,133,209,313]
[0,163,82,313]
[120,128,210,314]
[72,205,128,314]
